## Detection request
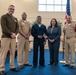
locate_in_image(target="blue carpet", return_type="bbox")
[4,50,76,75]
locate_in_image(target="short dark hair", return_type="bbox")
[21,12,27,16]
[37,16,42,19]
[50,18,58,27]
[9,5,15,7]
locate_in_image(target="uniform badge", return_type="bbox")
[14,19,17,22]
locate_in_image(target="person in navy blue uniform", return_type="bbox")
[31,16,47,67]
[47,18,61,65]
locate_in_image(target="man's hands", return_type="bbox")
[43,35,48,39]
[24,34,30,40]
[38,34,48,39]
[38,35,43,39]
[11,33,16,39]
[49,39,55,43]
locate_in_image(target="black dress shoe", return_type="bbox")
[48,62,54,65]
[63,64,70,66]
[70,66,75,69]
[24,64,32,66]
[33,65,37,68]
[10,68,19,72]
[0,71,4,75]
[40,65,45,67]
[54,62,58,66]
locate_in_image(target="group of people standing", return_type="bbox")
[0,5,76,75]
[31,16,61,67]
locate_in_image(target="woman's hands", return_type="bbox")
[49,39,55,43]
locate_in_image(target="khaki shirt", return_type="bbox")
[63,22,76,38]
[18,19,31,35]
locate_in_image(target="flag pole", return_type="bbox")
[59,32,66,64]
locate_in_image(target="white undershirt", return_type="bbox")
[38,24,42,27]
[24,20,27,23]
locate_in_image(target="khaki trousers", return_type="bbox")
[17,35,29,66]
[0,38,16,71]
[65,37,76,66]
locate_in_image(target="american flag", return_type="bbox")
[64,0,71,25]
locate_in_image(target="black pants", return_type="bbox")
[33,39,45,66]
[48,41,60,63]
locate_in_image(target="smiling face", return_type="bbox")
[21,12,27,20]
[36,16,42,24]
[50,18,57,27]
[51,19,56,26]
[8,5,15,15]
[66,16,72,23]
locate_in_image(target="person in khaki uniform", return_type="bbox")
[63,16,76,68]
[0,5,19,75]
[17,12,31,69]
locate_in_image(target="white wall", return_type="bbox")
[0,0,76,25]
[0,0,76,49]
[0,0,76,36]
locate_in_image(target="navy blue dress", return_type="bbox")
[47,25,61,64]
